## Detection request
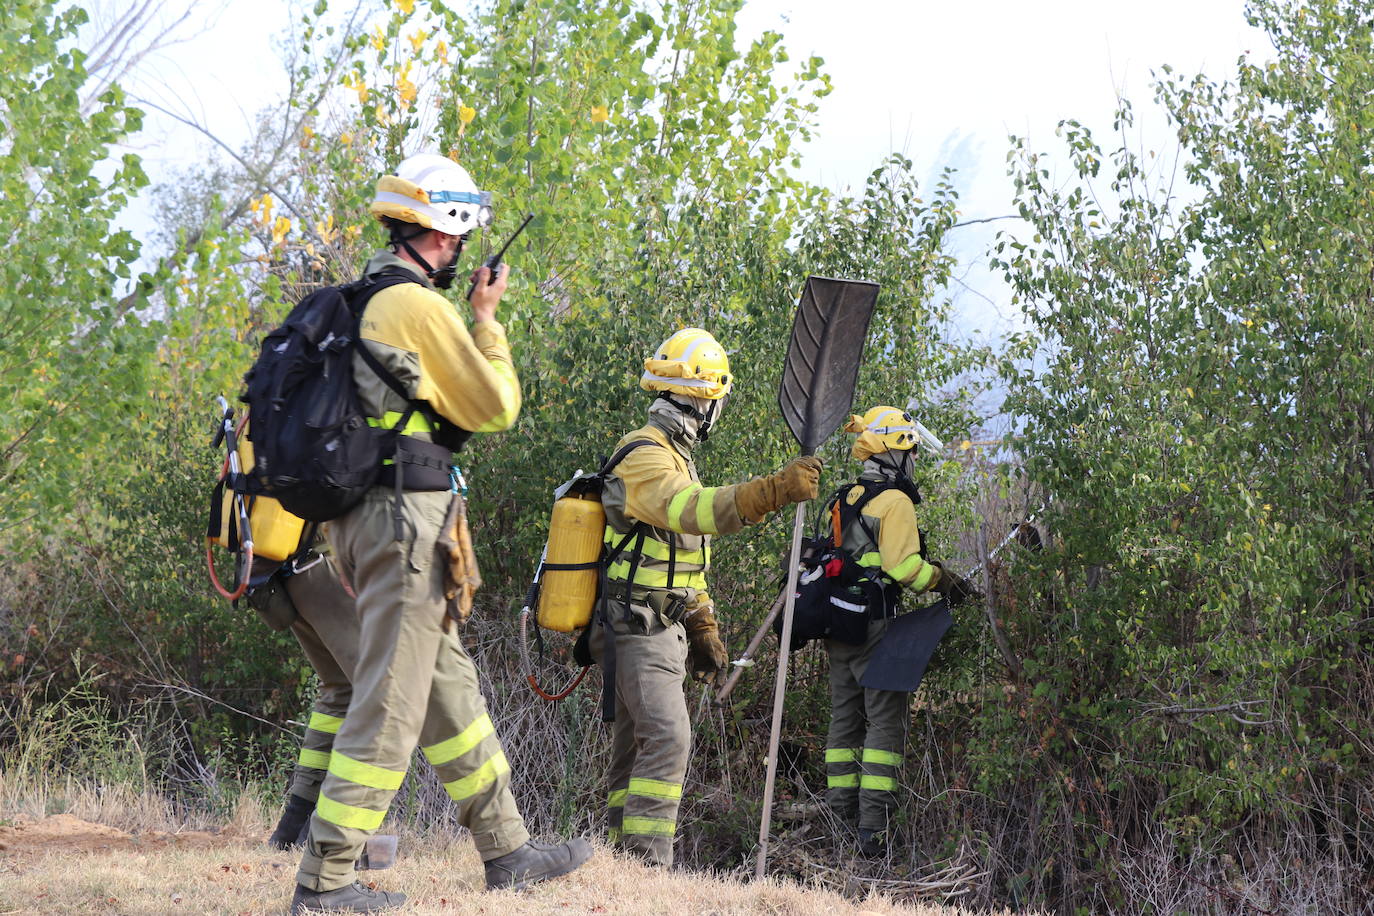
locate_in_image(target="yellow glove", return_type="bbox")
[734,455,823,523]
[682,594,729,686]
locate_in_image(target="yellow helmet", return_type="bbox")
[844,406,942,461]
[640,328,733,400]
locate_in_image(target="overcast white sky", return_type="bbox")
[117,0,1268,339]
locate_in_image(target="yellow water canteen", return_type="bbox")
[211,432,308,563]
[537,493,605,632]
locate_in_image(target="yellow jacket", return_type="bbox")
[602,419,748,595]
[841,480,941,593]
[354,250,520,441]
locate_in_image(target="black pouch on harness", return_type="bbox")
[245,572,299,631]
[778,544,891,649]
[775,482,907,650]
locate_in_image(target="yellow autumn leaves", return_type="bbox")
[250,195,359,251]
[250,194,291,246]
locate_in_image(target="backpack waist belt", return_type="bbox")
[377,436,452,490]
[603,583,695,624]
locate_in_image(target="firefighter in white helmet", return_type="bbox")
[291,154,590,914]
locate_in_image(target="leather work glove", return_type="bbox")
[682,593,729,687]
[734,456,823,523]
[932,563,982,608]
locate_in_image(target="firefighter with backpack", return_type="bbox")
[587,328,822,867]
[286,154,591,914]
[823,406,979,858]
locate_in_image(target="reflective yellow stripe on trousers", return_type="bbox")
[421,714,495,768]
[316,795,388,831]
[298,748,331,770]
[622,815,676,837]
[308,712,345,734]
[440,752,511,802]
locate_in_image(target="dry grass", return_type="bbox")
[0,806,1018,916]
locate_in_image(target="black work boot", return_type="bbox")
[290,881,406,914]
[857,827,887,858]
[484,838,593,890]
[269,795,315,851]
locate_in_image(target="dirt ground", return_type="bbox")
[0,813,244,860]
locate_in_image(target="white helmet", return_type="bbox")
[369,153,493,237]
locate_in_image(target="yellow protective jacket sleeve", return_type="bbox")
[614,426,746,537]
[846,485,942,593]
[356,251,521,435]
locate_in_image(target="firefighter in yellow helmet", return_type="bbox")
[825,406,979,858]
[291,154,590,914]
[589,327,821,866]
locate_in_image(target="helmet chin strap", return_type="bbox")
[659,393,720,442]
[392,225,466,290]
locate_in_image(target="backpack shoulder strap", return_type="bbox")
[598,438,659,478]
[838,478,893,552]
[599,439,663,567]
[347,270,441,432]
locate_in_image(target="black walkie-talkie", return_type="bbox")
[466,212,534,301]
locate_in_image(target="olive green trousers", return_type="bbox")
[297,489,528,892]
[825,618,910,832]
[282,553,359,803]
[591,600,690,866]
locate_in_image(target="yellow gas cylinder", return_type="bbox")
[537,493,605,632]
[211,433,308,563]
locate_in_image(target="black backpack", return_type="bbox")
[776,478,917,650]
[240,269,436,523]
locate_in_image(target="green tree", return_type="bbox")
[987,0,1373,906]
[0,0,152,529]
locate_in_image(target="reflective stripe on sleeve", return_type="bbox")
[667,484,702,532]
[890,552,938,590]
[694,487,721,535]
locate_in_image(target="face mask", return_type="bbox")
[657,394,719,443]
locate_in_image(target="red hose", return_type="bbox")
[527,666,590,702]
[207,539,252,601]
[519,607,591,701]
